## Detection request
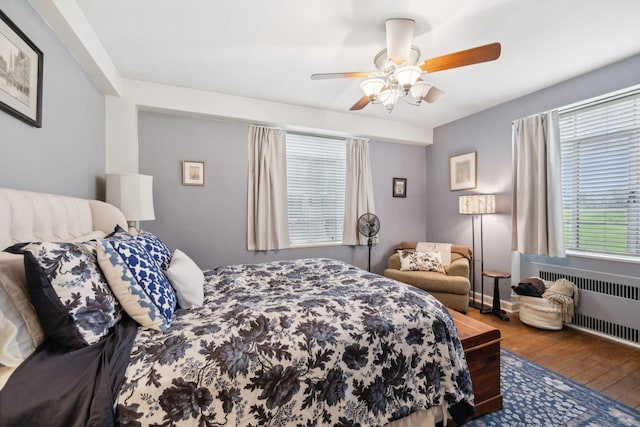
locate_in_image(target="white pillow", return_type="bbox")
[0,365,15,390]
[0,253,45,367]
[165,249,204,309]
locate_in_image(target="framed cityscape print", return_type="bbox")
[393,177,407,198]
[0,10,43,127]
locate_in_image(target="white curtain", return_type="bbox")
[247,125,289,250]
[343,138,376,245]
[511,110,565,257]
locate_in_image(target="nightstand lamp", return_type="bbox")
[106,173,155,231]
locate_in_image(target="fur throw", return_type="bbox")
[543,278,579,322]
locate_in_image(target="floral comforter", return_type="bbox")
[116,258,473,426]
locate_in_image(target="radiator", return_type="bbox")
[534,264,640,348]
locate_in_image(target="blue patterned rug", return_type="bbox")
[466,349,640,427]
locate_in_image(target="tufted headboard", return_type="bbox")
[0,188,127,250]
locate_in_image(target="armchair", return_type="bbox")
[383,242,472,313]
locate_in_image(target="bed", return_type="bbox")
[0,187,474,426]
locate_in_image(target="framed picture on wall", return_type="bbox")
[393,177,407,198]
[0,10,43,127]
[182,160,205,186]
[449,151,477,191]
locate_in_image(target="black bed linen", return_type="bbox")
[0,316,137,427]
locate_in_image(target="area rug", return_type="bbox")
[466,349,640,427]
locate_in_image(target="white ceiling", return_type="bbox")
[74,0,640,130]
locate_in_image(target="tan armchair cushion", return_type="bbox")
[384,268,470,295]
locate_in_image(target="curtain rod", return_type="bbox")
[514,83,640,122]
[286,130,347,141]
[558,83,640,114]
[250,123,357,141]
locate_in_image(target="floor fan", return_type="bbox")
[357,213,381,272]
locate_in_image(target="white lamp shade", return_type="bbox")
[385,18,415,65]
[379,88,399,111]
[360,77,385,98]
[409,81,432,101]
[394,65,422,90]
[459,194,496,215]
[424,86,445,103]
[106,174,155,221]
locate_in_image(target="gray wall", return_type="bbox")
[428,53,640,302]
[138,111,428,274]
[0,1,105,199]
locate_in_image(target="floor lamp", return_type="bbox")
[459,194,495,309]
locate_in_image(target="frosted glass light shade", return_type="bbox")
[459,194,496,215]
[360,77,385,99]
[379,88,399,111]
[106,173,155,221]
[385,18,415,65]
[394,65,421,90]
[409,81,432,101]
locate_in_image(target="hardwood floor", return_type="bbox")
[464,306,640,410]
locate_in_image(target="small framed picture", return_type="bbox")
[182,160,205,186]
[0,10,44,127]
[449,152,477,191]
[393,177,407,198]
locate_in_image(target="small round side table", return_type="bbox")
[481,270,511,321]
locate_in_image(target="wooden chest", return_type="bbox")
[448,309,502,420]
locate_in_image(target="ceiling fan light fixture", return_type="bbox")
[374,47,421,72]
[360,77,385,100]
[424,86,445,103]
[409,81,432,103]
[380,88,399,112]
[311,18,501,115]
[394,65,422,91]
[385,18,415,65]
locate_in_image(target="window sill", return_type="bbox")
[566,249,640,265]
[289,241,343,249]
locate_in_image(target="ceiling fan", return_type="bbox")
[311,18,501,112]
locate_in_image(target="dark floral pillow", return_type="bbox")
[108,226,172,271]
[8,241,122,349]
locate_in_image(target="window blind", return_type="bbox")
[559,88,640,257]
[286,133,346,245]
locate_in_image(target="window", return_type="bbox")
[286,133,346,246]
[559,87,640,258]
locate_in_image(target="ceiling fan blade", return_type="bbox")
[350,95,371,111]
[420,42,501,73]
[386,18,415,65]
[311,72,373,80]
[424,86,445,103]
